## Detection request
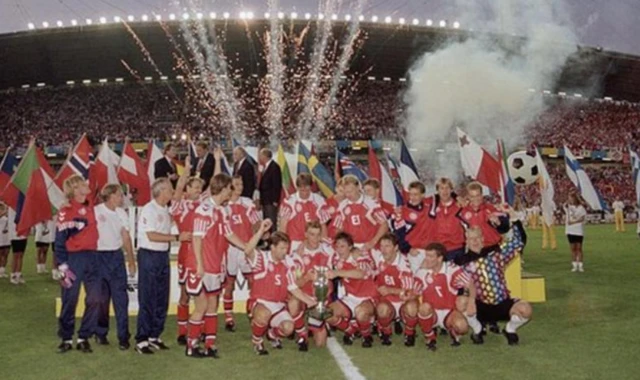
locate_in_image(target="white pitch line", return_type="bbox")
[326,337,367,380]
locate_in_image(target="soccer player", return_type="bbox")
[325,179,346,239]
[461,226,532,345]
[223,175,261,332]
[331,175,388,251]
[0,202,10,279]
[169,160,204,345]
[55,175,101,353]
[279,173,329,251]
[414,242,477,351]
[244,222,317,355]
[565,193,587,272]
[135,178,190,354]
[612,198,625,232]
[427,178,467,262]
[287,221,334,351]
[35,217,55,274]
[373,233,419,347]
[94,184,136,349]
[186,174,249,358]
[8,206,27,285]
[460,181,510,250]
[326,232,379,348]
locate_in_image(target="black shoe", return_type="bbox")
[380,334,392,346]
[450,337,461,347]
[502,329,519,346]
[439,328,448,336]
[119,341,131,351]
[76,340,93,353]
[297,339,309,352]
[135,343,155,355]
[254,343,269,356]
[57,341,73,353]
[362,336,374,348]
[489,323,500,334]
[404,334,415,347]
[371,324,379,337]
[95,336,109,345]
[342,334,354,346]
[225,321,236,332]
[149,339,169,350]
[203,347,219,358]
[185,345,204,358]
[470,333,484,345]
[426,340,437,352]
[394,320,403,335]
[177,335,187,346]
[270,338,283,349]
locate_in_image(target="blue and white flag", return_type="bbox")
[564,145,607,211]
[399,139,420,192]
[630,148,640,207]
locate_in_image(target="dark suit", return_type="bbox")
[154,157,177,187]
[259,160,282,232]
[191,153,215,188]
[233,158,256,199]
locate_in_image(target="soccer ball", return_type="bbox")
[507,151,539,185]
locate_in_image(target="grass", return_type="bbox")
[1,225,640,380]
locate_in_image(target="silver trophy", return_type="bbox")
[309,266,333,320]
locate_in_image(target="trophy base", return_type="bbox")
[308,309,333,321]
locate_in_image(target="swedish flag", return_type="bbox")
[298,142,335,198]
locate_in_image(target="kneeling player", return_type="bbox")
[373,234,419,346]
[287,221,333,351]
[415,242,477,351]
[326,232,379,348]
[245,222,317,355]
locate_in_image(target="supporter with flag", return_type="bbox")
[535,148,557,250]
[564,145,607,211]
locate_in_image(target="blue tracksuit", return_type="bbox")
[95,249,130,343]
[135,248,170,343]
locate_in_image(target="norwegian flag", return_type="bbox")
[54,134,93,189]
[399,139,420,194]
[368,145,403,214]
[117,141,151,206]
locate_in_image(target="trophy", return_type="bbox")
[309,266,333,320]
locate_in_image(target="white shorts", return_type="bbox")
[435,309,453,329]
[338,294,374,319]
[185,270,225,296]
[392,301,404,318]
[252,299,293,328]
[226,246,251,277]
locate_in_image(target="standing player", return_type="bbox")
[427,178,467,262]
[278,173,329,251]
[169,160,205,345]
[55,175,101,353]
[392,181,434,270]
[244,222,317,355]
[223,175,261,332]
[372,234,419,347]
[461,182,510,251]
[331,175,388,251]
[8,207,28,285]
[287,221,334,351]
[0,202,9,279]
[94,184,136,349]
[326,232,379,347]
[35,217,56,274]
[414,242,477,351]
[325,179,346,240]
[186,174,249,358]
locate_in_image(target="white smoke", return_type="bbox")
[403,0,579,182]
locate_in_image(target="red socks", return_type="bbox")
[418,313,436,341]
[251,321,268,345]
[404,315,418,336]
[177,303,189,337]
[203,314,218,348]
[223,288,234,323]
[187,319,204,348]
[377,315,393,336]
[293,311,308,341]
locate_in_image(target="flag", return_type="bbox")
[9,143,65,235]
[457,128,501,194]
[297,142,311,175]
[188,138,199,170]
[386,153,401,184]
[54,134,93,189]
[308,150,336,198]
[118,141,151,206]
[0,147,20,206]
[217,144,232,175]
[631,148,640,207]
[336,150,368,183]
[146,139,164,184]
[535,147,556,226]
[564,145,607,211]
[276,144,296,201]
[496,140,516,206]
[399,139,420,193]
[91,138,120,195]
[368,145,403,213]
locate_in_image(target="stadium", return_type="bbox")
[0,1,639,379]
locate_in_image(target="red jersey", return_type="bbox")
[325,196,342,238]
[286,243,334,296]
[55,200,99,258]
[460,203,504,247]
[331,196,386,244]
[399,198,435,249]
[430,199,466,251]
[279,192,329,242]
[250,250,298,303]
[170,198,200,266]
[333,252,378,299]
[372,252,415,303]
[414,263,470,310]
[228,196,260,242]
[192,199,233,273]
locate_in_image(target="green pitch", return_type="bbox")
[1,225,639,380]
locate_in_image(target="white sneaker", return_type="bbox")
[52,269,60,280]
[17,274,25,284]
[0,270,7,278]
[10,275,19,285]
[578,265,584,273]
[571,266,578,272]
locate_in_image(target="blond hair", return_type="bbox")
[466,181,483,194]
[436,177,454,191]
[63,175,87,200]
[100,184,121,202]
[341,174,360,188]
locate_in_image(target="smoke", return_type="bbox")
[402,0,579,182]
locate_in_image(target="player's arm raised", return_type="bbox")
[172,159,191,201]
[244,219,273,262]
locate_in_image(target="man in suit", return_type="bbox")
[154,143,178,188]
[190,141,215,188]
[258,148,282,233]
[232,147,256,199]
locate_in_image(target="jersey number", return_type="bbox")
[303,212,312,223]
[384,275,396,286]
[435,286,443,298]
[350,215,361,226]
[232,214,243,225]
[274,274,282,286]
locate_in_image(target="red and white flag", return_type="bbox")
[117,141,150,205]
[368,146,403,214]
[456,128,501,194]
[90,138,120,196]
[146,139,164,184]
